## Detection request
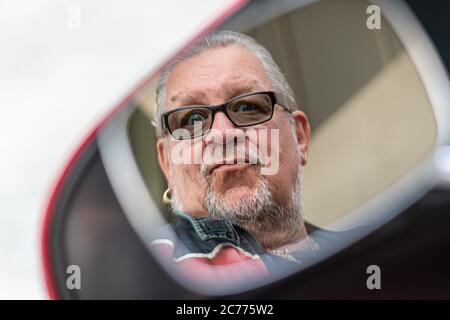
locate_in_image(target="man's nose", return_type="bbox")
[204,111,245,145]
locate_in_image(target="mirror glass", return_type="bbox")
[98,0,437,294]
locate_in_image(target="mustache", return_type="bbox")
[200,143,263,178]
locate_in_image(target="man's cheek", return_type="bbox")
[258,128,280,176]
[173,165,205,200]
[174,164,201,181]
[169,140,203,165]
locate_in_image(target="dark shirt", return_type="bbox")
[149,212,354,278]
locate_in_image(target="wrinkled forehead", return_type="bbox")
[164,46,271,112]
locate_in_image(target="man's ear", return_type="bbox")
[157,137,172,184]
[292,111,311,165]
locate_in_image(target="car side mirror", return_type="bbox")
[43,0,450,299]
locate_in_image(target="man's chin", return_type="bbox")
[213,185,257,205]
[208,164,261,191]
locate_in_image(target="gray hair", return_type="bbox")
[154,30,298,136]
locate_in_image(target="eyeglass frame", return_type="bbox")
[160,91,292,140]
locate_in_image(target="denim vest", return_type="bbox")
[149,211,355,272]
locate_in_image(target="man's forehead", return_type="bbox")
[164,45,271,109]
[169,79,265,104]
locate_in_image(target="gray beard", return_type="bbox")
[205,168,304,249]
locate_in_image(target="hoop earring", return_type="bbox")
[163,188,171,204]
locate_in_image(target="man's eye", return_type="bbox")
[183,112,206,126]
[235,102,257,112]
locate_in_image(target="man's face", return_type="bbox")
[157,46,310,223]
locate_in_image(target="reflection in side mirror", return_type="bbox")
[43,0,450,299]
[127,0,439,293]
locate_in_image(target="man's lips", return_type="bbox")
[211,163,252,174]
[206,158,256,175]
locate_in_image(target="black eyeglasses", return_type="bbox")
[161,91,290,140]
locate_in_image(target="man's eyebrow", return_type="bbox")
[169,91,207,105]
[223,82,264,99]
[169,81,265,106]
